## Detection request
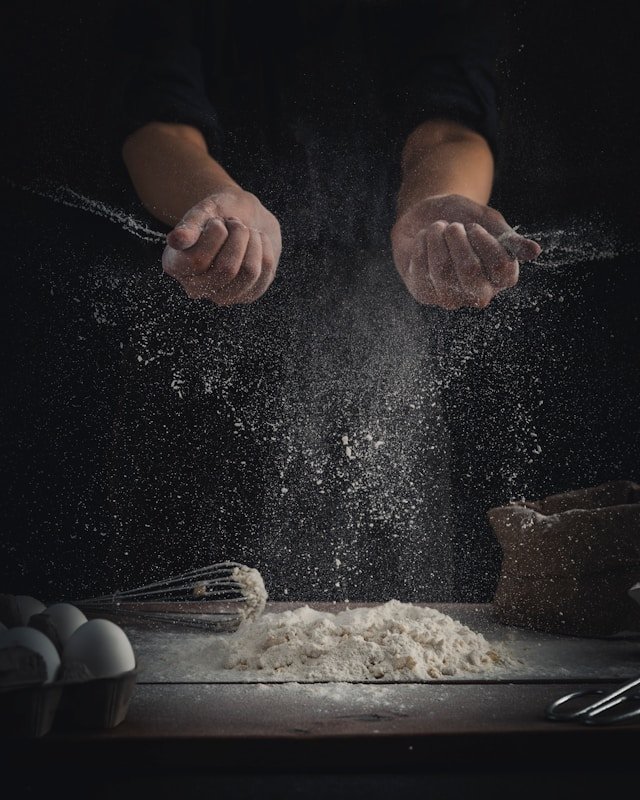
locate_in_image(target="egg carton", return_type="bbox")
[0,594,138,737]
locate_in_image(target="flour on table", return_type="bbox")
[232,565,268,621]
[224,599,514,681]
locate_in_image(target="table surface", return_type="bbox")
[3,602,640,779]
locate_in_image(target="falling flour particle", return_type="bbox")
[224,600,514,681]
[232,565,268,621]
[6,180,166,243]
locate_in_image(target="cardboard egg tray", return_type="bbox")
[0,596,137,737]
[0,663,138,737]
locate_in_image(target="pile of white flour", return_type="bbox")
[224,600,511,681]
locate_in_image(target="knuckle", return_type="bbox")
[262,253,276,273]
[471,285,494,307]
[486,207,506,226]
[206,217,228,240]
[183,285,202,300]
[225,217,249,232]
[240,283,269,304]
[461,286,483,304]
[211,259,240,284]
[242,261,262,283]
[445,221,465,236]
[208,215,226,228]
[496,263,519,286]
[473,294,492,309]
[429,220,448,234]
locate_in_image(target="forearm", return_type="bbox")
[396,119,494,216]
[122,122,240,226]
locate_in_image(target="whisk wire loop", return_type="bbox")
[69,561,262,632]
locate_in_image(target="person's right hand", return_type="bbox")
[162,188,282,305]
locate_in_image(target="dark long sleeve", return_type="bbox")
[363,0,502,156]
[113,0,221,150]
[111,0,501,162]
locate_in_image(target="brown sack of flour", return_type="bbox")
[487,480,640,637]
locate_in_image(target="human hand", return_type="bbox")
[391,194,542,310]
[162,188,282,305]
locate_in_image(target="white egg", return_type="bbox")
[63,618,136,678]
[15,595,46,625]
[0,625,61,683]
[43,603,88,645]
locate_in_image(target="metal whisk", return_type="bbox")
[71,562,267,632]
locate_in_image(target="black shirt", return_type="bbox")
[116,1,501,170]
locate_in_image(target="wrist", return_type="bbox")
[396,186,452,218]
[396,120,494,216]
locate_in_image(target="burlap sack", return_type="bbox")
[487,480,640,636]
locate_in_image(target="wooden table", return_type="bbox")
[3,603,639,798]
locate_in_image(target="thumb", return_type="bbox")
[166,221,203,251]
[167,222,202,250]
[165,205,214,250]
[497,230,542,262]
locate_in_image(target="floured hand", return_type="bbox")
[391,194,541,310]
[162,188,282,306]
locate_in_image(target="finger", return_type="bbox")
[163,217,228,277]
[166,204,215,250]
[260,231,278,273]
[476,208,542,263]
[496,230,542,262]
[208,218,251,285]
[466,223,519,288]
[425,220,465,309]
[209,229,263,305]
[178,273,212,301]
[178,231,277,307]
[444,222,496,308]
[166,223,201,251]
[406,229,439,305]
[238,232,277,304]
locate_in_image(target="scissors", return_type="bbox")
[545,675,640,725]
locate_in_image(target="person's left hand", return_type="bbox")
[391,194,542,310]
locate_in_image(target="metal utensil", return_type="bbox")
[69,562,266,632]
[545,675,640,725]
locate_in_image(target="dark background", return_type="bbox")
[4,0,640,225]
[1,1,639,602]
